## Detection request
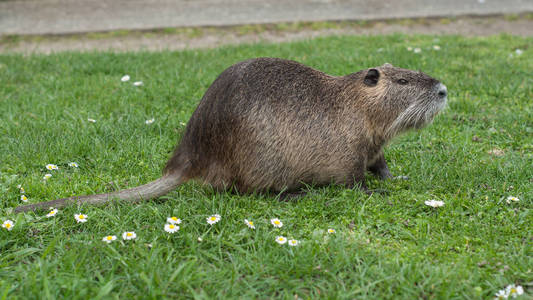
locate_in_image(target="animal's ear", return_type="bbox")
[364,69,380,87]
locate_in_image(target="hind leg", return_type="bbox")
[340,160,369,193]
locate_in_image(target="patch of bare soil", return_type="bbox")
[1,16,532,54]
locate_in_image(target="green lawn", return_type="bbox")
[0,34,531,299]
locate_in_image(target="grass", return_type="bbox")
[0,34,532,299]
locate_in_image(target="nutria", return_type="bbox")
[15,58,447,213]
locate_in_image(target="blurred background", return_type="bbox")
[0,0,532,53]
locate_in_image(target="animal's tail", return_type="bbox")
[14,171,187,213]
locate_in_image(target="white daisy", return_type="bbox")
[407,47,413,51]
[166,216,182,224]
[46,164,59,170]
[206,214,221,225]
[506,196,520,204]
[288,239,300,246]
[244,219,255,229]
[17,185,25,193]
[46,208,58,218]
[121,75,130,82]
[505,284,524,298]
[87,118,96,123]
[122,231,137,240]
[179,122,186,126]
[424,199,445,208]
[68,162,79,168]
[327,228,336,234]
[145,118,155,125]
[133,81,143,86]
[164,223,180,233]
[275,236,287,245]
[494,289,508,299]
[102,235,117,243]
[43,174,52,180]
[270,218,283,228]
[433,45,441,50]
[197,237,203,242]
[2,220,14,231]
[515,49,523,56]
[21,195,28,203]
[413,47,422,53]
[74,213,88,223]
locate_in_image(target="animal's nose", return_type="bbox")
[436,83,447,98]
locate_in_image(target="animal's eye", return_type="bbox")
[397,79,408,85]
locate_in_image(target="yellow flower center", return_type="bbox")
[210,217,216,221]
[5,223,11,228]
[274,221,280,224]
[510,288,516,294]
[169,225,175,229]
[127,233,133,237]
[79,215,85,219]
[171,217,177,221]
[106,236,113,240]
[249,221,254,226]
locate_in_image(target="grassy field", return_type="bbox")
[0,34,531,299]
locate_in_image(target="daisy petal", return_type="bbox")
[424,200,444,208]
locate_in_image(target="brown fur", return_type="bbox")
[15,58,447,213]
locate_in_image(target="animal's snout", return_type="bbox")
[436,83,447,99]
